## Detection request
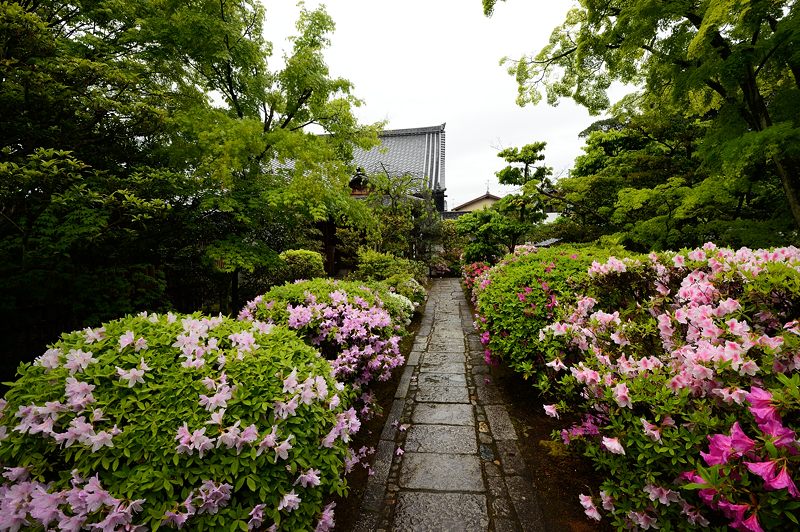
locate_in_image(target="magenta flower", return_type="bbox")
[729,422,755,455]
[740,512,764,532]
[701,433,733,466]
[745,460,779,483]
[765,466,800,498]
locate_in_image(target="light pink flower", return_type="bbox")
[278,490,301,512]
[601,436,625,455]
[543,404,559,419]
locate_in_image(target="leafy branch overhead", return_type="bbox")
[487,0,800,230]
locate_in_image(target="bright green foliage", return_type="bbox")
[352,249,428,285]
[544,103,794,250]
[243,278,414,334]
[362,173,442,262]
[455,144,548,262]
[1,0,381,371]
[0,313,351,530]
[278,250,327,283]
[488,0,800,231]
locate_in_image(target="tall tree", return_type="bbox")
[484,0,800,229]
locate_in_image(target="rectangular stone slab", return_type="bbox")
[415,385,469,404]
[393,492,488,531]
[404,424,477,454]
[399,452,484,491]
[412,403,475,426]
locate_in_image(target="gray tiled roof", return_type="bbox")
[352,124,446,190]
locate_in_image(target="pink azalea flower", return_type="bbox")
[612,382,632,408]
[275,437,293,461]
[119,331,135,351]
[315,502,336,532]
[543,404,559,419]
[578,494,601,521]
[601,437,625,455]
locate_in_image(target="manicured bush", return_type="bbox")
[278,249,326,283]
[352,249,427,285]
[0,312,354,531]
[471,245,625,381]
[471,244,800,529]
[381,273,426,308]
[239,279,408,392]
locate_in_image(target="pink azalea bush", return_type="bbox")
[0,312,353,530]
[471,244,800,528]
[239,279,411,396]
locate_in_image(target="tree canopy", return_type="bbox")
[0,0,382,376]
[486,0,800,231]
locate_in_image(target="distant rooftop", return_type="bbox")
[352,124,446,191]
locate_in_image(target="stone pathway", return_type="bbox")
[354,278,545,531]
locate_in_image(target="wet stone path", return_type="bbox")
[354,278,545,531]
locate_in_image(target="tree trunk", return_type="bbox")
[774,159,800,229]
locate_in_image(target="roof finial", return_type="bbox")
[486,179,490,194]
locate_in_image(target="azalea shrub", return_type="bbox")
[461,261,491,292]
[470,244,800,530]
[0,312,356,531]
[382,273,426,308]
[238,279,409,396]
[469,245,623,378]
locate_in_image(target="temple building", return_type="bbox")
[351,123,447,211]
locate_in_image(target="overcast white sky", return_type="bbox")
[264,0,599,209]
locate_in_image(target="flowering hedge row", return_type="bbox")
[0,312,353,531]
[469,244,800,530]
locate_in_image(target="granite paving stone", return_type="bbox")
[393,492,488,532]
[415,385,469,403]
[417,372,467,386]
[418,362,465,374]
[404,424,477,454]
[399,453,484,491]
[411,403,474,426]
[421,351,463,364]
[485,404,518,440]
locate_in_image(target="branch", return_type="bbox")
[279,89,313,129]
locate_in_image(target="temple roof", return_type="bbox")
[352,124,446,191]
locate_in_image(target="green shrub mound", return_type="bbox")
[278,249,326,283]
[0,312,352,531]
[239,279,411,393]
[352,249,427,285]
[381,274,426,308]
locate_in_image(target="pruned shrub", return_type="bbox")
[381,274,426,308]
[239,279,407,392]
[0,312,353,531]
[352,249,427,284]
[278,249,326,283]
